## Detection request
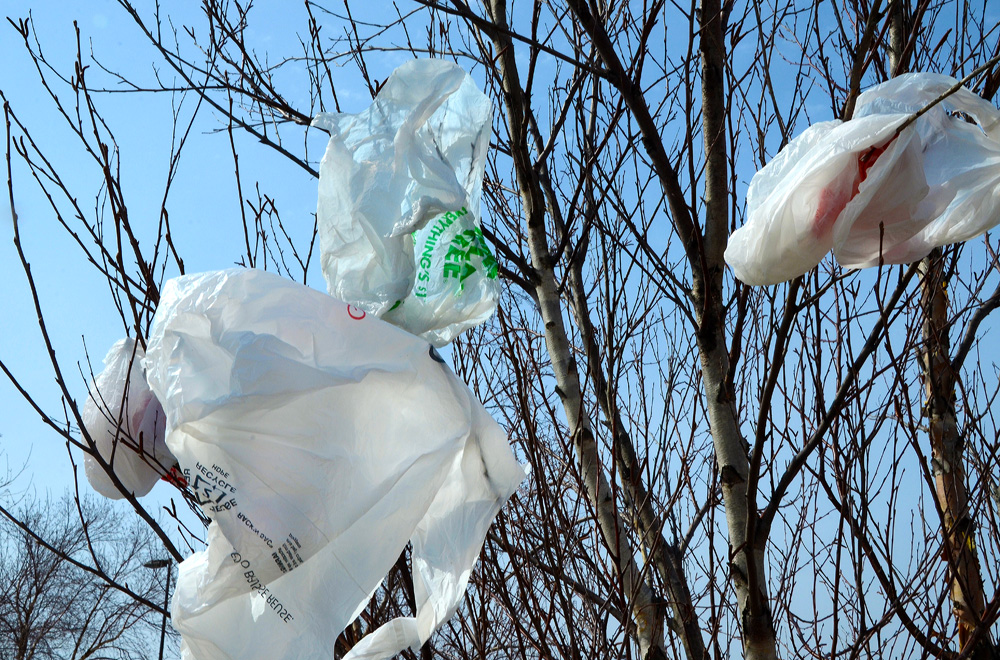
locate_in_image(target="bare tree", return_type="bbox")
[0,493,170,660]
[2,1,1000,659]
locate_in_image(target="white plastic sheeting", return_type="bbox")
[82,337,171,499]
[143,269,525,660]
[313,59,499,346]
[726,72,1000,285]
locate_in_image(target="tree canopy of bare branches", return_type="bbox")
[0,493,169,660]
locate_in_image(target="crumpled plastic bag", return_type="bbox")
[313,59,499,346]
[81,337,171,499]
[726,72,1000,285]
[143,268,525,660]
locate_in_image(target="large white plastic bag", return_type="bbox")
[726,72,1000,285]
[143,268,525,660]
[81,337,170,499]
[313,59,499,346]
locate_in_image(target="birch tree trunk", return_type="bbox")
[486,2,670,656]
[697,1,779,657]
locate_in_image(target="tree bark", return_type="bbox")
[561,0,780,656]
[888,5,995,653]
[486,2,669,657]
[919,252,994,659]
[567,261,708,660]
[697,1,778,658]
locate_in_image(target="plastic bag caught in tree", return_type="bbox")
[726,72,1000,286]
[82,338,172,499]
[313,59,498,346]
[143,269,525,660]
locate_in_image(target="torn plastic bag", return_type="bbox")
[143,268,525,660]
[726,72,1000,286]
[313,59,498,346]
[81,338,171,499]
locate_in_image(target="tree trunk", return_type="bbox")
[919,252,994,658]
[486,2,669,657]
[888,4,995,652]
[698,1,778,658]
[567,261,708,660]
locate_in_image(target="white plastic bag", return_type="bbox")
[726,72,1000,285]
[313,59,498,346]
[143,269,525,660]
[82,338,171,499]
